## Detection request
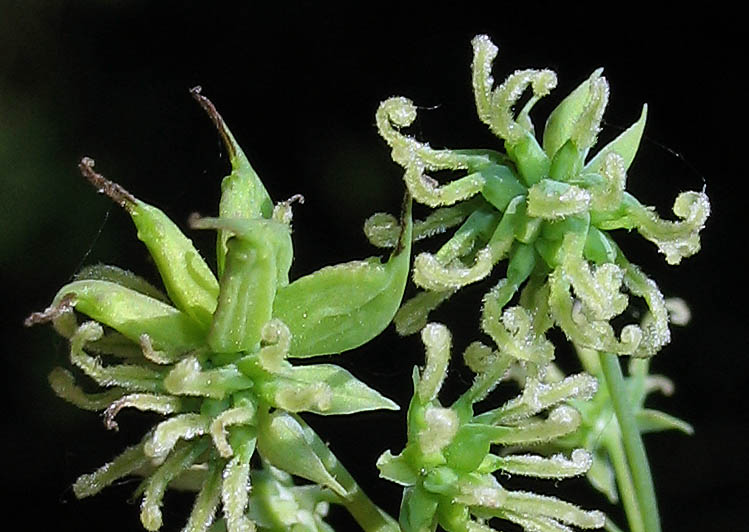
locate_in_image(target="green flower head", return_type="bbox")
[377,324,605,532]
[27,88,412,532]
[367,34,710,363]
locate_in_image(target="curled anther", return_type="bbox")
[258,319,292,373]
[272,193,305,224]
[210,406,256,457]
[486,69,558,143]
[376,97,486,173]
[24,293,76,327]
[78,157,137,209]
[414,247,495,290]
[103,393,182,431]
[417,323,452,402]
[139,334,179,365]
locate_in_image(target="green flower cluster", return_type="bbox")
[28,88,410,532]
[27,34,710,532]
[366,35,709,532]
[377,324,605,531]
[368,35,709,361]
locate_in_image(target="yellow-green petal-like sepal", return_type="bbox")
[543,69,603,160]
[79,158,219,328]
[256,410,347,497]
[274,197,412,357]
[55,279,205,352]
[585,104,648,174]
[259,364,399,415]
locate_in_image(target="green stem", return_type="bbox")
[599,352,661,532]
[604,430,644,532]
[604,516,627,532]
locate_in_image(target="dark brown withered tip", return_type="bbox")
[79,157,137,209]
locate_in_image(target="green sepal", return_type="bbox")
[535,214,590,268]
[586,453,618,503]
[376,450,419,486]
[255,363,400,415]
[543,69,602,159]
[433,206,499,264]
[584,226,617,264]
[436,501,471,531]
[479,164,527,212]
[399,484,439,532]
[585,104,647,174]
[129,201,219,328]
[511,200,542,244]
[256,410,347,497]
[635,409,693,435]
[548,139,583,182]
[274,196,413,357]
[505,131,551,186]
[443,424,491,473]
[53,280,204,351]
[422,466,459,496]
[247,466,301,530]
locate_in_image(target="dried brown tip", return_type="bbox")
[189,86,237,160]
[79,157,137,209]
[102,397,128,431]
[187,211,204,230]
[282,194,305,206]
[24,293,76,327]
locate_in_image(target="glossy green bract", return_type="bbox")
[30,89,409,532]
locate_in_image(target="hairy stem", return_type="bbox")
[599,353,661,532]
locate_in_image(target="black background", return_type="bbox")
[1,1,744,530]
